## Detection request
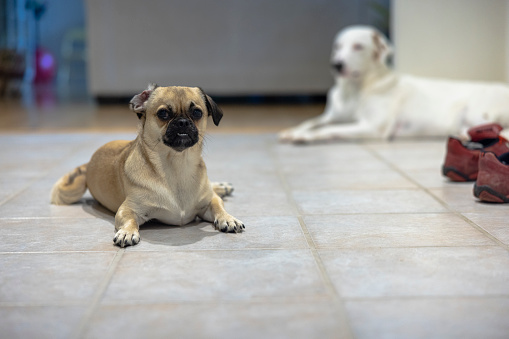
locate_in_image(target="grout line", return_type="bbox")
[266,139,355,339]
[3,293,507,309]
[0,251,119,255]
[341,294,509,302]
[73,293,509,306]
[0,177,43,207]
[71,248,125,339]
[0,301,88,307]
[0,244,502,256]
[363,144,509,253]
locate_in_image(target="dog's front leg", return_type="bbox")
[293,121,381,143]
[113,202,143,247]
[279,115,333,142]
[200,194,244,233]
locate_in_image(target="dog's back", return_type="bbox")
[50,140,132,208]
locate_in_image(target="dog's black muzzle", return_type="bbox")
[163,118,199,152]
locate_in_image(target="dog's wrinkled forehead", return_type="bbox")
[149,86,204,112]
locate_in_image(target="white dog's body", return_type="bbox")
[280,26,509,142]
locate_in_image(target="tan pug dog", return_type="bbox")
[50,84,244,247]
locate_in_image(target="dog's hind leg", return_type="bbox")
[211,182,234,198]
[50,164,88,205]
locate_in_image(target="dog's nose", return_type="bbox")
[333,62,344,73]
[176,118,191,128]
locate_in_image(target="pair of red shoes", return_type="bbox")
[442,123,509,203]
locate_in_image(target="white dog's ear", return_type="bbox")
[372,32,393,65]
[129,83,158,119]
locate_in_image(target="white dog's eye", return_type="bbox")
[192,108,203,120]
[353,43,364,51]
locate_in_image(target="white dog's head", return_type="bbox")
[330,26,392,80]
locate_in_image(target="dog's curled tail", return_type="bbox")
[50,164,88,205]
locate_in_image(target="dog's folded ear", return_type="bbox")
[372,32,393,66]
[199,88,223,126]
[129,83,159,119]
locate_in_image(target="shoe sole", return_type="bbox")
[442,166,476,182]
[473,183,509,203]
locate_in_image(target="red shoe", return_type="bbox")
[442,123,509,182]
[473,152,509,203]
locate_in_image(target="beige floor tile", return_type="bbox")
[0,180,99,218]
[274,142,368,159]
[206,168,283,192]
[129,216,308,251]
[204,134,276,170]
[0,218,118,252]
[369,141,446,171]
[0,306,85,339]
[0,177,37,205]
[205,148,276,171]
[103,250,328,302]
[85,302,346,339]
[0,134,125,177]
[404,168,468,188]
[287,170,417,190]
[304,213,494,248]
[277,145,393,173]
[293,190,448,214]
[222,191,296,216]
[1,129,507,338]
[0,252,116,303]
[429,186,509,214]
[319,247,509,298]
[463,213,509,245]
[345,297,509,339]
[365,140,445,150]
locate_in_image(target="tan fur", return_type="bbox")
[50,164,88,205]
[51,85,244,247]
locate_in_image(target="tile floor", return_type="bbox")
[1,127,509,338]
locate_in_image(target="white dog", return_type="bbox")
[279,25,509,143]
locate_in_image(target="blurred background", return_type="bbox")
[0,0,508,132]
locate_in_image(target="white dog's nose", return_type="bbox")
[332,62,344,73]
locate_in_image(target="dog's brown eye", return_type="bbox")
[157,109,171,121]
[192,108,203,120]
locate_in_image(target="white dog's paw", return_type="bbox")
[278,128,297,142]
[212,182,234,197]
[214,214,245,233]
[279,129,314,144]
[290,132,313,144]
[113,228,140,248]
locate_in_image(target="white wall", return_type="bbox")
[507,1,509,82]
[392,0,508,82]
[86,0,389,96]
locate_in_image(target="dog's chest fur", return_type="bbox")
[126,147,212,226]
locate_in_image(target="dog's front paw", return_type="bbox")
[113,228,140,248]
[278,128,297,143]
[212,182,234,198]
[279,129,313,144]
[290,131,314,144]
[214,214,245,233]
